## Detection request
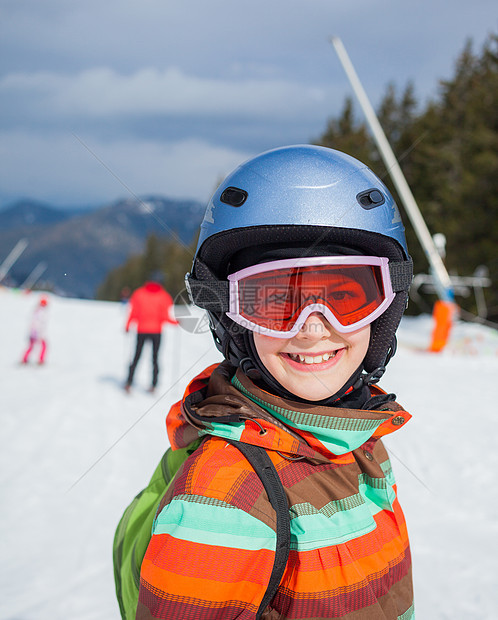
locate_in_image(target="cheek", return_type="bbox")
[350,327,371,359]
[253,334,281,367]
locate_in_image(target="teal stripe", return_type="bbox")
[359,473,396,510]
[232,375,385,455]
[288,473,396,551]
[233,375,383,433]
[153,496,275,551]
[199,423,244,442]
[398,603,415,619]
[289,504,376,550]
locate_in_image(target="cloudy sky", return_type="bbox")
[0,0,495,209]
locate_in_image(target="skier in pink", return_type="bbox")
[22,296,49,365]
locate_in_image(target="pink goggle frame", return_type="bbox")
[226,256,395,337]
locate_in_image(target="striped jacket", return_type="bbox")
[137,362,414,619]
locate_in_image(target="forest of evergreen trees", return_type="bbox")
[98,33,497,322]
[96,234,197,303]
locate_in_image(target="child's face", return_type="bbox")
[253,312,370,401]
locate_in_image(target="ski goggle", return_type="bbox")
[226,256,395,337]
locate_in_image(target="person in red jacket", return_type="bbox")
[124,279,178,393]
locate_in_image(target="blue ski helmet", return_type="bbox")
[188,145,412,375]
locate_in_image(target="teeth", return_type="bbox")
[289,352,336,364]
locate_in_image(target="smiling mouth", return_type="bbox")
[285,351,339,365]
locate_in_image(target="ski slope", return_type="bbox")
[1,288,497,619]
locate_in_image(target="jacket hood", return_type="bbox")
[167,362,410,462]
[144,282,163,292]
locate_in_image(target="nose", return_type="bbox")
[295,312,334,340]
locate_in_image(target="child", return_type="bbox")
[22,296,49,365]
[136,145,414,619]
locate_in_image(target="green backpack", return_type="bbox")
[112,439,290,620]
[112,439,202,619]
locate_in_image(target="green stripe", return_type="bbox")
[288,473,396,551]
[289,504,377,550]
[233,375,383,433]
[290,494,365,519]
[380,458,396,487]
[199,423,244,442]
[398,603,415,619]
[359,473,396,510]
[232,375,386,455]
[153,496,276,551]
[174,493,238,510]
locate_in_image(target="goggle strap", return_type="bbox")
[186,262,230,311]
[389,259,413,292]
[187,258,413,311]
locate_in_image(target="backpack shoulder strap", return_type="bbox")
[228,440,290,619]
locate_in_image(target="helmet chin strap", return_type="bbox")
[242,331,374,407]
[211,311,389,408]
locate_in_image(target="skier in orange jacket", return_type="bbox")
[124,280,178,393]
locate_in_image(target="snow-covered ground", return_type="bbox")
[1,287,497,619]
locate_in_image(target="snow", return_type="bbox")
[1,288,497,619]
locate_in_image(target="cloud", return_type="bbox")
[0,65,332,206]
[0,129,252,206]
[1,0,494,209]
[0,66,331,122]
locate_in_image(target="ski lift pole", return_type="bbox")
[20,261,47,290]
[330,37,454,304]
[0,238,29,283]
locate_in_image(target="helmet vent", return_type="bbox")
[356,189,385,210]
[220,187,248,207]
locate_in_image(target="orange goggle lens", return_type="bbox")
[236,264,386,331]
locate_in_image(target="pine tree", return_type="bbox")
[315,97,378,171]
[315,33,498,320]
[96,235,195,302]
[403,35,498,318]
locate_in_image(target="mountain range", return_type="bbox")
[0,196,204,298]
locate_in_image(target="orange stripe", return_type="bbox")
[141,533,410,601]
[188,439,254,497]
[142,560,269,603]
[144,534,274,584]
[284,538,410,592]
[374,411,412,437]
[141,511,410,597]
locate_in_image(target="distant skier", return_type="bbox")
[124,277,178,393]
[22,296,49,365]
[120,286,131,305]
